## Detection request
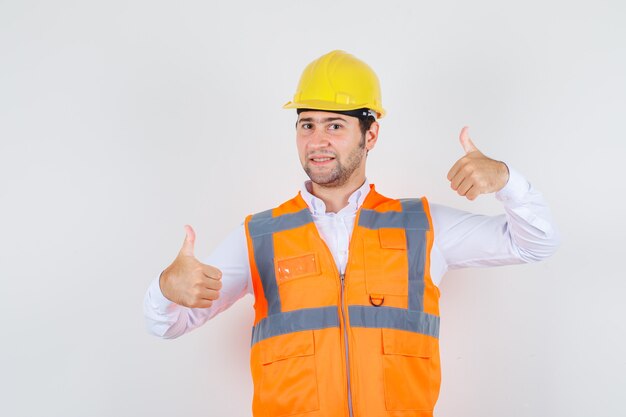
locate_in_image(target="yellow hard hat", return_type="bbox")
[283,50,386,118]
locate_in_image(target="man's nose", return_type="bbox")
[309,129,330,148]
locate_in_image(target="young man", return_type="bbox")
[144,50,559,417]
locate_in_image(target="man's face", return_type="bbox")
[296,110,374,188]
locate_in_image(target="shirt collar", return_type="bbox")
[300,179,371,216]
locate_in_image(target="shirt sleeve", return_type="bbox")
[429,166,560,282]
[143,223,253,339]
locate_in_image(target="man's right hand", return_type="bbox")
[159,225,223,308]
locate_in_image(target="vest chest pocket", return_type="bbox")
[363,227,409,296]
[381,328,439,411]
[259,330,320,416]
[275,253,320,284]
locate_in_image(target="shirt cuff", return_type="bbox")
[146,274,178,314]
[495,165,531,203]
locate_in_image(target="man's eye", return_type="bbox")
[329,124,341,130]
[301,123,312,129]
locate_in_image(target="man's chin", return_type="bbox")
[306,173,345,188]
[304,170,339,188]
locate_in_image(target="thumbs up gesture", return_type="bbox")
[159,225,223,308]
[446,127,510,201]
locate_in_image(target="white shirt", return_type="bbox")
[143,167,560,339]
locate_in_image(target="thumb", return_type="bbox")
[459,126,479,154]
[179,224,196,257]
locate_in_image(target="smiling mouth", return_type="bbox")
[308,156,336,166]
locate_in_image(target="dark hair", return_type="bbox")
[359,115,376,137]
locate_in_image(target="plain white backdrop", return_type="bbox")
[1,1,625,416]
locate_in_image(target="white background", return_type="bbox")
[1,1,625,416]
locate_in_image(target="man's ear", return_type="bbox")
[365,121,380,151]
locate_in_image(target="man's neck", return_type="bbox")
[310,174,366,213]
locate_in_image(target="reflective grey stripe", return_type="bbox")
[400,199,428,311]
[406,226,426,311]
[251,306,340,346]
[358,203,429,231]
[251,208,273,220]
[248,208,312,237]
[248,208,315,315]
[349,305,439,338]
[398,198,426,225]
[251,224,281,314]
[249,210,280,314]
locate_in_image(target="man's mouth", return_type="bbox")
[308,155,336,165]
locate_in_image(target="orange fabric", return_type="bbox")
[244,222,267,326]
[244,186,440,417]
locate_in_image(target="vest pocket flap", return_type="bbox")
[260,330,315,365]
[379,228,407,250]
[382,328,433,358]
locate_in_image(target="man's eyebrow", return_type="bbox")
[297,117,348,124]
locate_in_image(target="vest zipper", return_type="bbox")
[340,273,355,417]
[308,205,364,417]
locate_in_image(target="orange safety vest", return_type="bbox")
[244,185,441,417]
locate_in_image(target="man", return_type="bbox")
[144,50,559,417]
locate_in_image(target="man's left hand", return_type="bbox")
[447,126,510,201]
